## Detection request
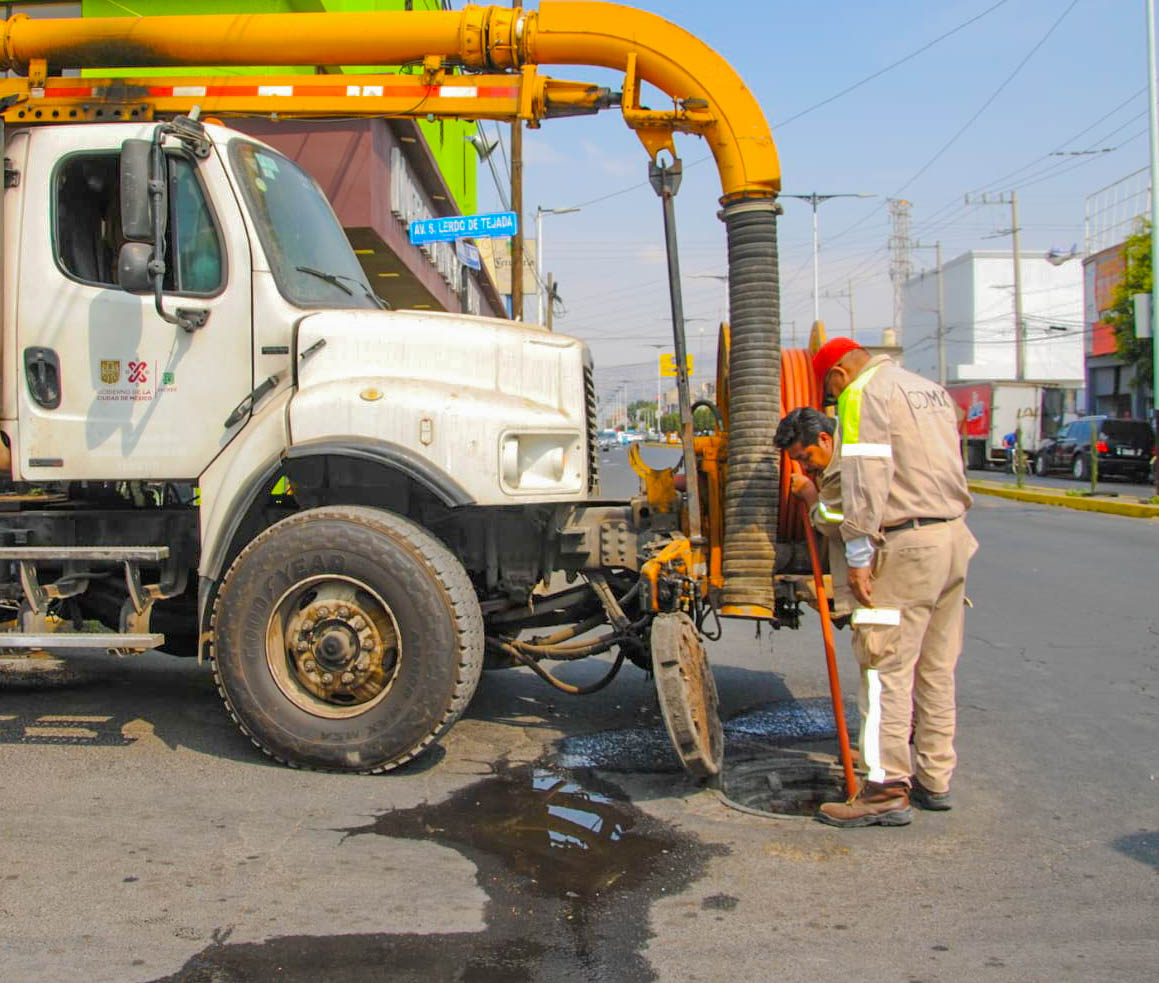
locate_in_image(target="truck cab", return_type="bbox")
[0,116,613,772]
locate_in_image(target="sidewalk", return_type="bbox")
[969,479,1159,519]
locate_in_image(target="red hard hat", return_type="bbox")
[812,337,862,387]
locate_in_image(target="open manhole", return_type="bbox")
[719,748,849,817]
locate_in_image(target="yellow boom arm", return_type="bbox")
[0,2,779,203]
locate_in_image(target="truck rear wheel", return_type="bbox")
[211,506,483,773]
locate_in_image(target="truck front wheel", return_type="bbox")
[211,506,483,773]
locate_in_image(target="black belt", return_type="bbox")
[883,516,953,534]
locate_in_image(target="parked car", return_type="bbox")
[1034,416,1155,482]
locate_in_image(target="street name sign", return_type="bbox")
[410,211,518,245]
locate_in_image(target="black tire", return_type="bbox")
[1034,452,1048,477]
[211,506,484,773]
[1072,454,1089,481]
[967,442,986,472]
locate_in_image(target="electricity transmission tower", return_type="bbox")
[887,199,913,346]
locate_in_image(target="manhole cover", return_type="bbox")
[720,749,848,817]
[650,611,723,780]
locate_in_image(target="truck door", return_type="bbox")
[16,126,252,481]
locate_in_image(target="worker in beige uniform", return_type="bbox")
[809,337,977,829]
[773,407,853,619]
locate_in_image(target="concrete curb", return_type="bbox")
[968,480,1159,519]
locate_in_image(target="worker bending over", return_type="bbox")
[774,407,853,620]
[809,338,977,829]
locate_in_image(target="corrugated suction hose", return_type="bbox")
[721,199,780,612]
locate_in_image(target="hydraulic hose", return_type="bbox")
[777,348,824,543]
[720,199,780,614]
[802,521,858,799]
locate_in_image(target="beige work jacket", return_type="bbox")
[835,355,972,543]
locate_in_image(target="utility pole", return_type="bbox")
[820,280,856,339]
[545,274,555,331]
[509,0,524,320]
[1147,0,1159,490]
[966,191,1025,380]
[848,278,855,339]
[914,240,946,384]
[936,242,946,385]
[1011,192,1025,380]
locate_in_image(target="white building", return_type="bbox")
[902,250,1084,384]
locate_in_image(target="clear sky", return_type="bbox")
[468,1,1149,408]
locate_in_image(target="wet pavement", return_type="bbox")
[152,765,724,982]
[2,478,1159,980]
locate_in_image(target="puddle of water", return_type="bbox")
[343,766,688,902]
[150,766,726,983]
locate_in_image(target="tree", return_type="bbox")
[1105,220,1154,400]
[692,405,718,433]
[628,399,657,429]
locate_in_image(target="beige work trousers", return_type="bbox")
[851,517,976,792]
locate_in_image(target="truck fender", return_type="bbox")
[284,437,474,509]
[197,436,475,662]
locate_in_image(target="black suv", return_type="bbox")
[1034,416,1155,482]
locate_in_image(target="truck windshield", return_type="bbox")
[229,141,380,310]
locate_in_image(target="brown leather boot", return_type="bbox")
[816,781,912,828]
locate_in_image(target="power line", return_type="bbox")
[773,0,1014,129]
[822,0,1084,251]
[553,0,1022,213]
[969,86,1146,194]
[896,0,1084,197]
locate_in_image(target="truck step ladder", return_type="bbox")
[0,546,181,652]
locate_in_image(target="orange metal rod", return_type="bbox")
[802,520,858,799]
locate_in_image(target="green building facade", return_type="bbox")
[79,0,477,215]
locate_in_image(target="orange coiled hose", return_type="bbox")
[777,349,824,543]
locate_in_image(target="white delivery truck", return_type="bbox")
[948,381,1080,470]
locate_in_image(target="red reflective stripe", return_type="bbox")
[37,82,518,101]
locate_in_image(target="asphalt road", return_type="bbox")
[2,451,1156,981]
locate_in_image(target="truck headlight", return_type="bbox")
[499,433,583,492]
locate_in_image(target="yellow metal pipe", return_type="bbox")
[524,3,779,201]
[0,3,778,202]
[0,10,472,72]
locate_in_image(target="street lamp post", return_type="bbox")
[688,272,728,366]
[1147,0,1159,488]
[780,192,875,325]
[536,205,580,325]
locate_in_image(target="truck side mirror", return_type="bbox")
[120,139,155,242]
[117,242,154,294]
[119,120,206,332]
